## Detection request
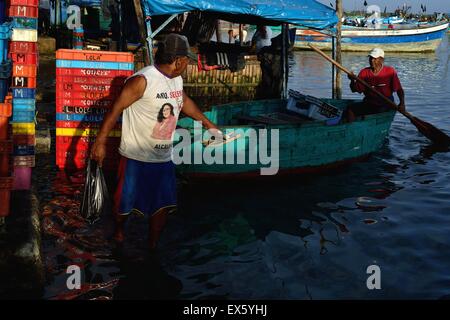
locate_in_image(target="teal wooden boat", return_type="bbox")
[175,99,395,178]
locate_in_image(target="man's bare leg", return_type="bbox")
[148,209,169,250]
[114,213,129,243]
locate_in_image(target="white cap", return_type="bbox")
[368,48,385,58]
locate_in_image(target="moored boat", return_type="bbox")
[175,99,395,178]
[295,22,449,52]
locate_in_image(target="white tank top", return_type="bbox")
[118,65,184,163]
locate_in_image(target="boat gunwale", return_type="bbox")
[177,99,396,131]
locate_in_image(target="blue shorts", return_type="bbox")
[114,157,177,217]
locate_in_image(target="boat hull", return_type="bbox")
[295,23,449,52]
[175,99,395,178]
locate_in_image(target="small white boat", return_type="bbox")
[295,22,449,52]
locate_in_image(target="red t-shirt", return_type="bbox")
[354,66,402,106]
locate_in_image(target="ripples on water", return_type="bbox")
[38,36,450,299]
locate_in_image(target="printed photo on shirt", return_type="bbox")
[151,103,177,140]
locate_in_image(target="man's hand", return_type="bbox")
[397,102,406,113]
[208,127,225,141]
[90,140,106,167]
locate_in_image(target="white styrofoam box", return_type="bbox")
[11,28,38,42]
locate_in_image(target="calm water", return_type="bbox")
[37,36,450,299]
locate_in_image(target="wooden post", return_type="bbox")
[215,20,222,43]
[336,0,343,99]
[239,24,243,45]
[281,23,289,99]
[331,35,336,98]
[133,0,150,65]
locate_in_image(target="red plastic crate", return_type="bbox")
[56,150,120,162]
[56,105,111,114]
[11,76,36,88]
[8,5,39,18]
[56,135,95,144]
[56,75,128,86]
[9,52,38,64]
[0,177,13,217]
[56,136,120,152]
[10,0,39,7]
[56,158,118,171]
[9,41,38,54]
[56,98,114,108]
[56,121,121,129]
[12,64,37,77]
[56,49,134,63]
[56,68,133,78]
[0,140,12,176]
[0,118,9,140]
[12,134,35,145]
[55,82,122,93]
[0,140,13,153]
[56,148,120,164]
[56,90,119,100]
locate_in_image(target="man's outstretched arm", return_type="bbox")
[182,92,218,131]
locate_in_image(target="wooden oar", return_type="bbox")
[309,44,450,146]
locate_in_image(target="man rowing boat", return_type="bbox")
[347,48,406,122]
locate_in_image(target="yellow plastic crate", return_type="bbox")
[12,123,35,135]
[56,128,121,137]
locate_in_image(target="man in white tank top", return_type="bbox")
[91,34,220,250]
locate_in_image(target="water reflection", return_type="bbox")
[36,37,450,299]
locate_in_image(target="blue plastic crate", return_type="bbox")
[56,59,134,71]
[0,39,8,63]
[13,98,35,111]
[0,78,7,102]
[11,17,38,30]
[12,110,35,123]
[12,88,35,99]
[0,22,11,40]
[13,145,35,156]
[56,112,122,122]
[0,59,11,78]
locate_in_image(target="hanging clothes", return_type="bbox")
[197,42,246,72]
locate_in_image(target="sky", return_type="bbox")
[317,0,450,13]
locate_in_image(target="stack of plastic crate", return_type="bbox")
[8,0,39,190]
[73,26,84,50]
[55,49,134,171]
[0,4,13,223]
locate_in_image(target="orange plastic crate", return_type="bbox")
[0,102,12,117]
[12,64,37,77]
[4,95,12,105]
[56,49,134,63]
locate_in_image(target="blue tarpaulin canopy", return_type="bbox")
[142,0,337,29]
